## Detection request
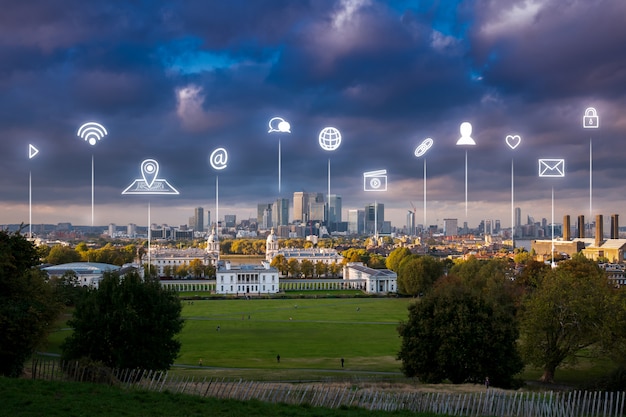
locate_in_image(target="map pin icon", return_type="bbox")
[141,159,159,188]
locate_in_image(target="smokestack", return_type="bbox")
[563,215,571,241]
[578,215,585,239]
[611,214,619,239]
[595,214,604,247]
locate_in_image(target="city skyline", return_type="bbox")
[1,1,625,229]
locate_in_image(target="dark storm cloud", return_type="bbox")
[1,0,625,228]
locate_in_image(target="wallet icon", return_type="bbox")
[538,159,565,177]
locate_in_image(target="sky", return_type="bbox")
[1,0,626,231]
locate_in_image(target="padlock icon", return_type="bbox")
[583,107,599,128]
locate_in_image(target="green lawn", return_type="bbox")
[46,297,413,373]
[176,297,408,371]
[42,296,617,387]
[2,377,447,417]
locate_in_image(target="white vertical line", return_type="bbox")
[552,186,554,267]
[29,171,32,238]
[278,138,281,195]
[589,137,597,221]
[423,159,427,228]
[148,201,151,275]
[91,154,95,227]
[511,159,515,249]
[465,150,468,218]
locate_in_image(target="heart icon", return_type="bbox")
[506,135,521,150]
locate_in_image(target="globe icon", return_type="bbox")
[318,127,342,151]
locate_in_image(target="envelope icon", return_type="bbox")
[539,159,565,177]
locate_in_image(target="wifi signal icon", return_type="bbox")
[77,122,108,146]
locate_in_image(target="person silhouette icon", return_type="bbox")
[456,122,476,146]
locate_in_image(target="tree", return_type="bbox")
[519,255,611,383]
[314,261,328,278]
[386,247,411,272]
[189,259,205,278]
[397,275,523,388]
[367,253,386,269]
[61,270,183,370]
[46,245,81,265]
[0,230,61,377]
[300,259,314,278]
[270,254,288,276]
[50,271,87,306]
[396,255,444,296]
[287,258,300,278]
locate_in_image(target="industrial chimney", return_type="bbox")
[577,215,585,239]
[611,214,619,239]
[595,214,604,247]
[563,215,571,241]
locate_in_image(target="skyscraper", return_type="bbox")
[272,198,289,227]
[328,194,342,230]
[364,203,384,234]
[406,210,415,235]
[347,209,365,235]
[193,207,204,232]
[293,191,324,224]
[293,192,308,223]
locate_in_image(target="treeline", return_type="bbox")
[389,247,626,389]
[39,242,138,266]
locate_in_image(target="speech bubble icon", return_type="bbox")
[268,117,291,133]
[505,135,521,150]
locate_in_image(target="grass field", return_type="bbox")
[1,377,446,417]
[43,296,616,386]
[179,297,410,371]
[46,297,413,375]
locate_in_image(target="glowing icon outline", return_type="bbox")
[363,169,388,191]
[505,134,521,150]
[268,117,291,133]
[583,107,599,129]
[319,127,342,151]
[77,122,108,146]
[538,159,565,177]
[28,144,39,159]
[209,148,228,170]
[122,159,179,195]
[456,122,475,146]
[414,138,433,157]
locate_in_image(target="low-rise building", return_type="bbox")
[216,261,279,295]
[43,262,122,288]
[342,262,397,294]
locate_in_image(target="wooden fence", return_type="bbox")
[30,359,626,417]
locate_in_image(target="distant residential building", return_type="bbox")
[224,215,236,228]
[444,218,458,237]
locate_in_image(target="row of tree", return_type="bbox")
[41,242,138,266]
[390,248,626,387]
[269,255,342,278]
